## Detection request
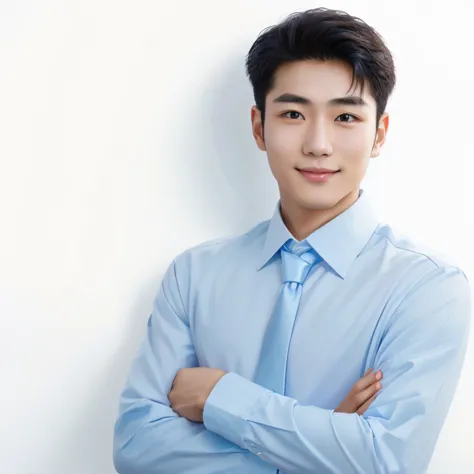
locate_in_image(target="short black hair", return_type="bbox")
[245,8,396,126]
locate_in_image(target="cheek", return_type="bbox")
[337,128,374,159]
[264,122,298,168]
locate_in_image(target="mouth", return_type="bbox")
[296,168,340,183]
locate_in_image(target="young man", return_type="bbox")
[113,8,471,474]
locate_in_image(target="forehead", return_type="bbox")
[267,59,376,107]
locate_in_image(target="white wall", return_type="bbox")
[0,1,472,473]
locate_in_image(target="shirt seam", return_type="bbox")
[378,265,466,349]
[171,259,189,324]
[373,229,449,270]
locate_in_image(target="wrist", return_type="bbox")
[201,369,227,409]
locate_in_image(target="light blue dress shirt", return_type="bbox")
[113,189,471,474]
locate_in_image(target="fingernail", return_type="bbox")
[376,371,382,380]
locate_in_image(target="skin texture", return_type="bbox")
[251,59,389,240]
[334,368,383,415]
[168,368,226,423]
[169,59,389,421]
[169,367,383,422]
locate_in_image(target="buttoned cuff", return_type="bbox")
[203,372,271,449]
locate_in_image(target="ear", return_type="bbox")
[371,112,389,158]
[251,106,266,152]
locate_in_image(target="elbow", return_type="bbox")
[113,415,143,474]
[113,449,128,474]
[112,400,155,473]
[113,399,177,473]
[113,438,136,474]
[114,435,153,474]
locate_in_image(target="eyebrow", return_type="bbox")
[272,93,368,107]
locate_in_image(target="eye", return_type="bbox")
[282,111,304,120]
[336,113,358,123]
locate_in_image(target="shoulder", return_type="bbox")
[373,222,465,273]
[172,219,270,275]
[373,222,471,328]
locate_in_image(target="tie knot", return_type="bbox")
[281,239,319,285]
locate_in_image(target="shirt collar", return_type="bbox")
[257,189,380,279]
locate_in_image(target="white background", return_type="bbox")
[1,1,473,473]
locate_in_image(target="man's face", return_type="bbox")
[251,59,388,212]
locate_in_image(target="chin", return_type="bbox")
[295,194,340,211]
[286,197,337,211]
[304,201,338,211]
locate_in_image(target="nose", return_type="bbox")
[302,120,333,157]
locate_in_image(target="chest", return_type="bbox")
[190,262,395,407]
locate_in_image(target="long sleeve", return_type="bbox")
[203,265,472,474]
[113,259,248,474]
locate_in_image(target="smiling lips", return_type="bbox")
[297,167,340,183]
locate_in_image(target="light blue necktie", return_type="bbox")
[254,239,319,474]
[254,238,320,395]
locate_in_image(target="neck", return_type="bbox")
[280,189,360,241]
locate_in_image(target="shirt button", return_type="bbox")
[256,452,263,456]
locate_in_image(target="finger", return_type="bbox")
[357,391,379,415]
[354,369,382,392]
[354,380,382,406]
[364,368,374,376]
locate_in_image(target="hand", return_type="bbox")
[335,368,383,416]
[168,367,227,423]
